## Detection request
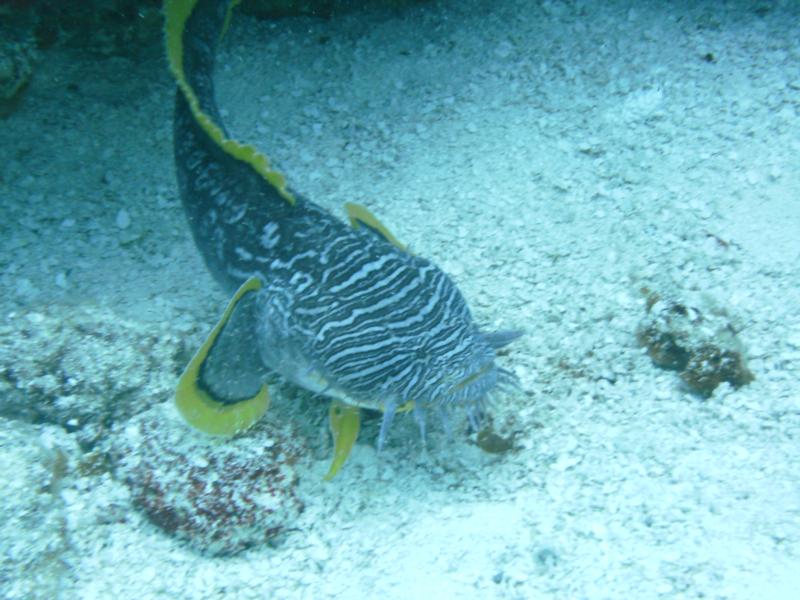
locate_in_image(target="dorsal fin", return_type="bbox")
[345,202,407,251]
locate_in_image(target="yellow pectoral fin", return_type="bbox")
[175,276,270,436]
[324,401,361,481]
[344,202,407,252]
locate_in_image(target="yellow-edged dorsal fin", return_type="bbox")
[164,0,295,206]
[345,202,407,251]
[324,400,361,480]
[175,276,270,435]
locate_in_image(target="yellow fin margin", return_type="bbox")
[164,0,295,206]
[345,202,407,251]
[323,399,415,480]
[324,400,361,480]
[175,276,270,436]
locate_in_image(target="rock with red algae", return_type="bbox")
[109,402,305,556]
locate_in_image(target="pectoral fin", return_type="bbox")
[176,276,270,436]
[324,400,361,480]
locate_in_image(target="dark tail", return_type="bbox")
[166,0,297,291]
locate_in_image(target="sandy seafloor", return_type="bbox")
[1,0,799,598]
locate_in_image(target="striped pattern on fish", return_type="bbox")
[167,0,520,475]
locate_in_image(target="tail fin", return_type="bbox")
[166,0,297,289]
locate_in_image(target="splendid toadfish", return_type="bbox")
[166,0,520,479]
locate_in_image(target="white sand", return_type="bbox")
[1,0,798,598]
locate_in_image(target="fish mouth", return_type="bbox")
[433,360,496,410]
[447,361,518,413]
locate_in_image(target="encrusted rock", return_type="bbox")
[28,1,162,56]
[0,37,34,117]
[636,290,754,397]
[242,0,332,17]
[108,402,305,556]
[242,0,425,18]
[0,307,183,447]
[680,342,754,397]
